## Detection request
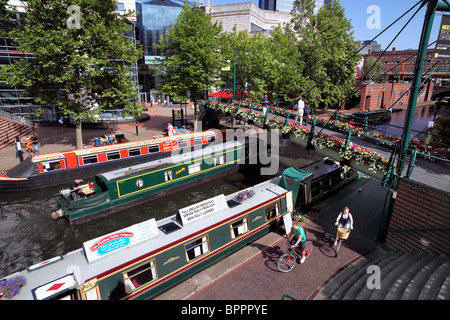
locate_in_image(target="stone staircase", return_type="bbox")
[0,117,35,150]
[314,247,450,300]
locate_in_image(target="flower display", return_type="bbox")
[0,276,27,300]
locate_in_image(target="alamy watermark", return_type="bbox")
[67,5,81,29]
[367,5,381,30]
[366,265,381,290]
[169,123,280,176]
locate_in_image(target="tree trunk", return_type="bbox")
[76,118,84,150]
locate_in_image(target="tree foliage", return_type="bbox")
[151,1,223,111]
[362,56,382,81]
[0,0,142,149]
[287,0,362,108]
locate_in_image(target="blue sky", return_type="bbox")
[207,0,445,51]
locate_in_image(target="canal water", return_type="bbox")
[0,138,322,278]
[369,102,449,138]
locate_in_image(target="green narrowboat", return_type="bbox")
[51,139,248,225]
[1,159,359,300]
[3,167,308,300]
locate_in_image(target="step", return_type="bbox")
[369,253,426,300]
[437,274,450,300]
[356,252,415,300]
[401,255,450,300]
[330,248,390,300]
[384,254,436,300]
[342,250,400,300]
[419,259,450,300]
[318,248,390,300]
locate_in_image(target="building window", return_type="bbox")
[185,236,209,262]
[230,217,249,239]
[265,202,279,221]
[107,151,121,160]
[188,163,201,174]
[117,2,124,11]
[123,260,157,294]
[83,155,98,165]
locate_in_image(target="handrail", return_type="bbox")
[281,294,297,300]
[390,227,450,232]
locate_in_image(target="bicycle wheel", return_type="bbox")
[304,241,313,258]
[335,239,342,257]
[277,252,296,272]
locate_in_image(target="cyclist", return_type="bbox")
[334,206,354,246]
[286,220,307,263]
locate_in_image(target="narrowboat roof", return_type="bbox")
[30,131,217,162]
[98,139,243,183]
[5,175,287,300]
[299,158,342,180]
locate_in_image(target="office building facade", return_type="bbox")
[259,0,332,13]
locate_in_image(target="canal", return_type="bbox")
[0,138,323,278]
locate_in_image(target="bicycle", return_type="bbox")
[335,227,351,257]
[277,240,313,273]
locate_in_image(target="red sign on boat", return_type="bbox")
[160,140,178,152]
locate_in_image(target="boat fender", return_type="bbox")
[51,208,65,220]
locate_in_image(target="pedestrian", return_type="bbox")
[15,136,23,162]
[150,99,153,108]
[170,101,173,108]
[334,206,354,246]
[164,98,168,108]
[167,122,174,137]
[304,102,310,124]
[30,133,39,155]
[261,94,269,116]
[296,96,305,125]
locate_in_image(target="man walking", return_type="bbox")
[30,133,40,155]
[296,96,305,125]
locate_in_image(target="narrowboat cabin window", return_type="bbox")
[83,155,98,164]
[208,135,216,142]
[164,170,173,181]
[178,140,188,148]
[230,217,249,239]
[148,145,159,153]
[188,163,201,174]
[185,236,209,262]
[123,260,157,294]
[193,137,202,145]
[129,148,141,157]
[265,202,279,221]
[214,156,225,166]
[107,151,121,160]
[42,160,62,172]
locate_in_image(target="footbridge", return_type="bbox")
[199,100,450,193]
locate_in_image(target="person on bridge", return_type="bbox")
[296,97,305,125]
[334,206,354,246]
[261,94,269,116]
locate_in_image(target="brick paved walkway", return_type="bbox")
[185,177,384,300]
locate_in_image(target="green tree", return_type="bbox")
[0,0,16,38]
[363,56,382,81]
[220,25,303,104]
[289,0,362,109]
[0,0,142,149]
[151,1,224,118]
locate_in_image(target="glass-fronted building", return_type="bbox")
[259,0,331,13]
[135,0,188,103]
